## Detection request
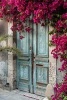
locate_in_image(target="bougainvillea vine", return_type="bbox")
[0,0,67,33]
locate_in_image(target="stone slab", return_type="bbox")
[45,84,54,98]
[0,89,44,100]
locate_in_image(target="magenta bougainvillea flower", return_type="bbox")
[62,13,67,20]
[0,0,67,33]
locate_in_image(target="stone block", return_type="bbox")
[45,84,54,98]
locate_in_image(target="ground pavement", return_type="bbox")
[0,89,44,100]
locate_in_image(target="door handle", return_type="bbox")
[34,57,35,59]
[36,64,43,66]
[30,46,32,51]
[33,57,35,61]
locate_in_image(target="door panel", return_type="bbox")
[33,24,48,57]
[17,32,32,92]
[33,24,49,96]
[20,32,30,55]
[37,24,48,56]
[36,66,48,83]
[17,60,30,92]
[20,65,29,80]
[17,23,49,96]
[33,61,49,96]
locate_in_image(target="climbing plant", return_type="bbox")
[0,0,67,100]
[0,35,22,56]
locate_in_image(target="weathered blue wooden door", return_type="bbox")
[17,23,49,96]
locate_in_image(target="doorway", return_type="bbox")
[17,23,49,96]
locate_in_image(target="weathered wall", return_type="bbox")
[0,20,8,87]
[49,26,64,85]
[49,26,57,86]
[57,58,64,83]
[0,21,17,89]
[7,22,17,89]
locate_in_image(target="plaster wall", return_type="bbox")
[0,20,8,87]
[49,26,56,86]
[0,21,17,89]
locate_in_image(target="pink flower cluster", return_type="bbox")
[52,74,67,100]
[55,20,67,32]
[55,12,67,32]
[51,34,67,71]
[0,0,67,32]
[51,33,67,100]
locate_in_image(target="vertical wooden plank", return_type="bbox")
[33,23,37,93]
[33,23,49,96]
[17,19,33,92]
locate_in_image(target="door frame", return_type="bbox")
[15,24,56,93]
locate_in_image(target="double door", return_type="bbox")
[17,23,49,96]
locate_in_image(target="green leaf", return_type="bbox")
[49,41,55,46]
[0,47,22,57]
[63,96,67,100]
[49,29,56,35]
[0,35,12,42]
[0,35,22,57]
